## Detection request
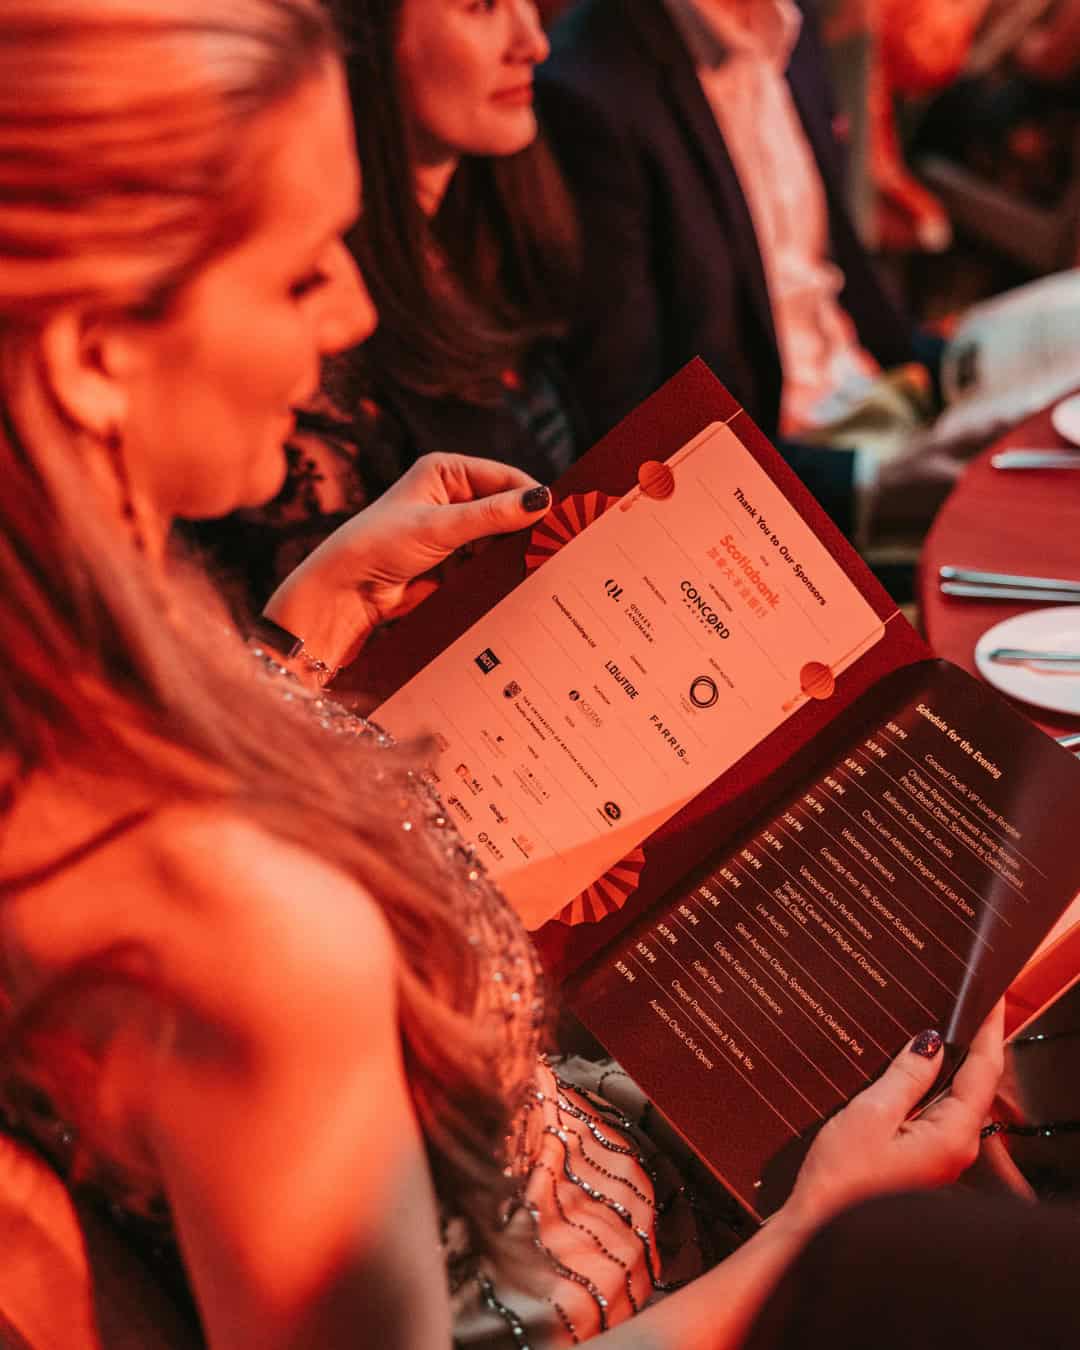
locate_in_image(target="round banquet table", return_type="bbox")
[918,398,1080,739]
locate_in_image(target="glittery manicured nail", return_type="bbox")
[522,485,550,512]
[910,1029,943,1059]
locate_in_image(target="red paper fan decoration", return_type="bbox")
[525,491,618,573]
[556,847,646,926]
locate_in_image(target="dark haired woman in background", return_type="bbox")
[197,0,582,606]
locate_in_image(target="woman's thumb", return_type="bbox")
[861,1030,946,1123]
[431,484,551,552]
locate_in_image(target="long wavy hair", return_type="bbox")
[335,0,581,405]
[0,0,532,1269]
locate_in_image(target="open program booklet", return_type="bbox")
[352,361,1080,1221]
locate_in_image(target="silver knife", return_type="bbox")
[940,566,1080,596]
[942,583,1080,602]
[992,450,1080,470]
[989,648,1080,665]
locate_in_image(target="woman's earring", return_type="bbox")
[103,423,145,555]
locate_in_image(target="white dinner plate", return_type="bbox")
[1051,393,1080,447]
[975,607,1080,715]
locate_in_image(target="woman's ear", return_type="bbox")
[38,310,134,438]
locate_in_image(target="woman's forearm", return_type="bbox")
[591,1209,813,1350]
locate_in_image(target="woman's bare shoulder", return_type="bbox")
[140,805,399,1008]
[5,800,398,1023]
[147,804,387,921]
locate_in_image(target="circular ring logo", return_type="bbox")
[689,675,719,709]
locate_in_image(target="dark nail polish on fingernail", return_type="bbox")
[522,485,550,512]
[910,1029,943,1059]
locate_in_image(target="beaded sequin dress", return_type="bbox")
[1,657,734,1348]
[264,663,736,1347]
[249,658,731,1346]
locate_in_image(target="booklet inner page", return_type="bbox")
[375,420,885,928]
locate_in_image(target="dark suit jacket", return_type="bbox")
[537,0,926,538]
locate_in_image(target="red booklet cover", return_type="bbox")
[350,361,1080,1218]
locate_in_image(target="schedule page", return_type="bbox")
[571,661,1080,1217]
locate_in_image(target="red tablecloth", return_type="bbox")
[918,401,1080,738]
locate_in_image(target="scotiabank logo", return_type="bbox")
[680,581,730,639]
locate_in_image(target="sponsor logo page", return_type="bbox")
[375,422,884,928]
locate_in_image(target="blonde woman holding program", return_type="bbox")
[0,3,1001,1348]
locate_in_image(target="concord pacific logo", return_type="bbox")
[680,582,730,639]
[689,675,719,708]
